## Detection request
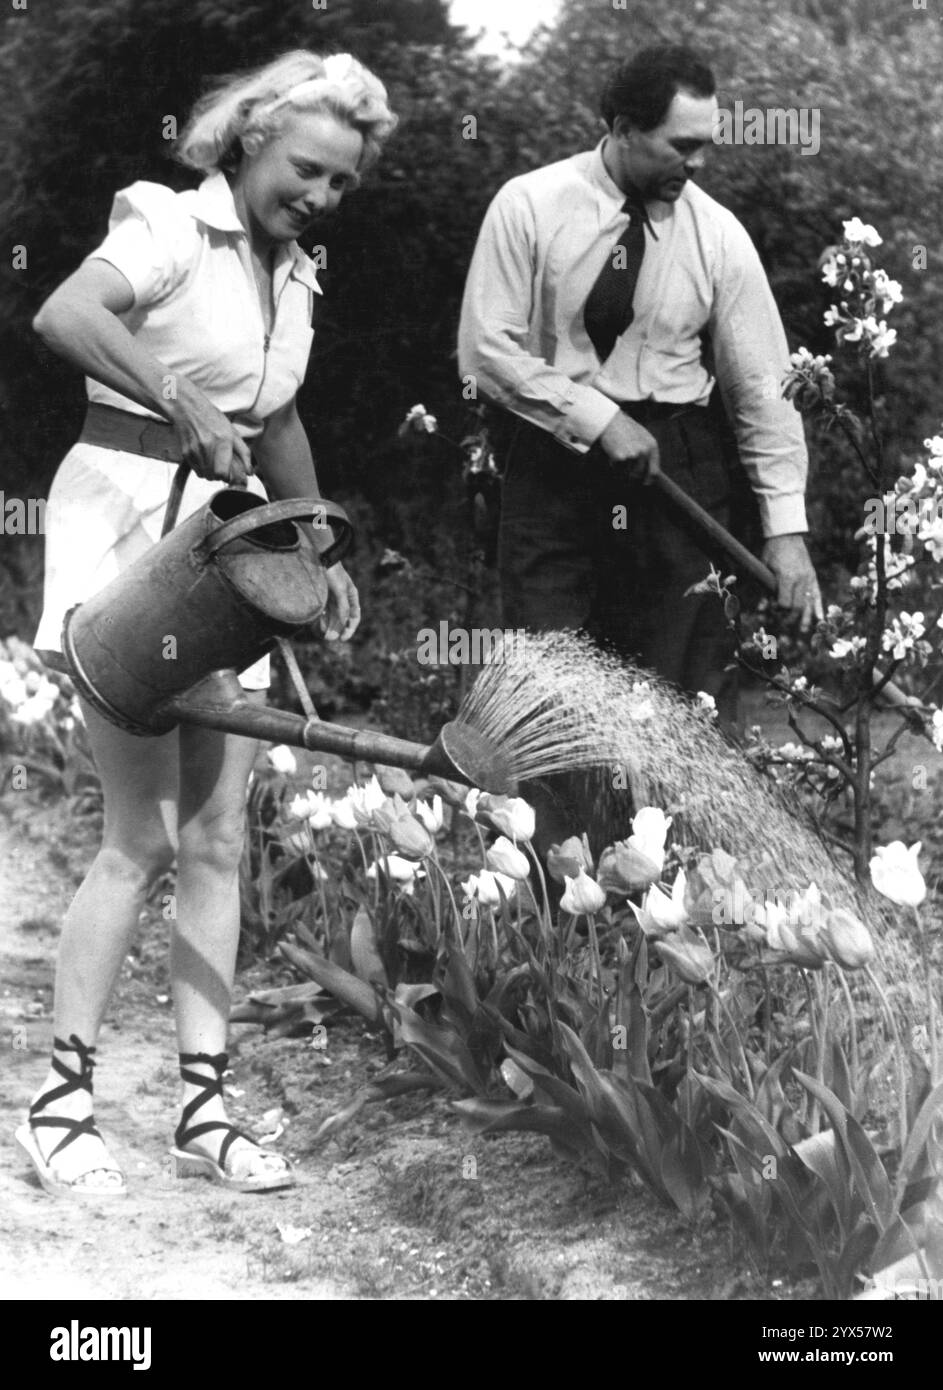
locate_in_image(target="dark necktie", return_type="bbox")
[583,191,651,362]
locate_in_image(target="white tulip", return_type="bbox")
[415,795,444,834]
[870,841,926,907]
[267,745,297,775]
[486,835,530,881]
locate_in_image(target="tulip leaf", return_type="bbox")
[278,941,382,1025]
[350,906,389,989]
[396,1005,489,1095]
[793,1128,855,1241]
[793,1070,894,1230]
[894,1077,943,1204]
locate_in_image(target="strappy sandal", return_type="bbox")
[169,1050,295,1193]
[14,1033,127,1199]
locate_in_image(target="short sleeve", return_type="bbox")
[84,182,198,308]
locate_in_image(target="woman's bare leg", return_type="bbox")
[171,690,286,1179]
[26,699,178,1188]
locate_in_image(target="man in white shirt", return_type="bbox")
[459,43,822,739]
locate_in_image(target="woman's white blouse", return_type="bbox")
[85,171,322,438]
[34,173,321,689]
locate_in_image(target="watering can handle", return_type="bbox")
[195,497,353,568]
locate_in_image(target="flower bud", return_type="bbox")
[374,764,416,799]
[387,813,435,860]
[486,835,530,880]
[655,930,713,985]
[547,835,592,884]
[596,839,661,894]
[560,868,607,915]
[478,793,536,843]
[821,908,875,970]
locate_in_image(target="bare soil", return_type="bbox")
[0,782,814,1303]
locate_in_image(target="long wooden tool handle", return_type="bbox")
[652,470,927,731]
[653,471,778,593]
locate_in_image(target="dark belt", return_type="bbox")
[619,399,705,425]
[78,402,184,462]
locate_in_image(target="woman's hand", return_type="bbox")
[320,564,361,641]
[167,379,254,486]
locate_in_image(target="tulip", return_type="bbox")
[367,854,424,885]
[306,793,334,832]
[596,839,661,894]
[330,793,358,830]
[464,788,481,819]
[486,835,530,880]
[462,870,517,907]
[426,776,469,809]
[288,793,313,820]
[349,776,388,828]
[821,909,875,970]
[267,745,297,775]
[560,868,607,915]
[655,930,713,986]
[627,806,672,874]
[478,793,536,843]
[870,841,926,907]
[415,795,444,834]
[388,813,435,860]
[374,764,416,799]
[644,870,689,931]
[766,913,827,969]
[546,835,592,884]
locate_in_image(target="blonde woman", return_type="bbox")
[18,51,397,1198]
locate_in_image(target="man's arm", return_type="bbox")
[458,187,621,450]
[709,217,822,629]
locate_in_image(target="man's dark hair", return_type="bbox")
[601,44,715,132]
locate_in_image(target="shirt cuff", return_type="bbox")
[555,389,622,451]
[760,494,809,538]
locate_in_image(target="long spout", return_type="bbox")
[161,673,514,792]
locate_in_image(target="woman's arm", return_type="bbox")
[255,398,361,641]
[33,260,253,485]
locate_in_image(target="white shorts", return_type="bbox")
[33,442,271,690]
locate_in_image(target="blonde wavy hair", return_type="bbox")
[175,50,398,179]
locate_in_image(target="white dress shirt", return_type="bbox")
[34,172,322,687]
[458,141,808,537]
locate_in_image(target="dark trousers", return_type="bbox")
[496,396,744,849]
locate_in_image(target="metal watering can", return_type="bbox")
[62,485,511,791]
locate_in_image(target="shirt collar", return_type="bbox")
[191,172,322,293]
[587,139,630,205]
[587,138,662,237]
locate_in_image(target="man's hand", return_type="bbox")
[761,533,823,633]
[320,563,361,641]
[597,412,661,483]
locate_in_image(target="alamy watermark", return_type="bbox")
[713,101,821,156]
[0,493,45,534]
[416,624,526,667]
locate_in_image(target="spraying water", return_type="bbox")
[458,630,917,1006]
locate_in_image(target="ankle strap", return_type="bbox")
[178,1050,228,1074]
[52,1033,96,1079]
[30,1033,97,1119]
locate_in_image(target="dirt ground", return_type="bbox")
[0,773,820,1304]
